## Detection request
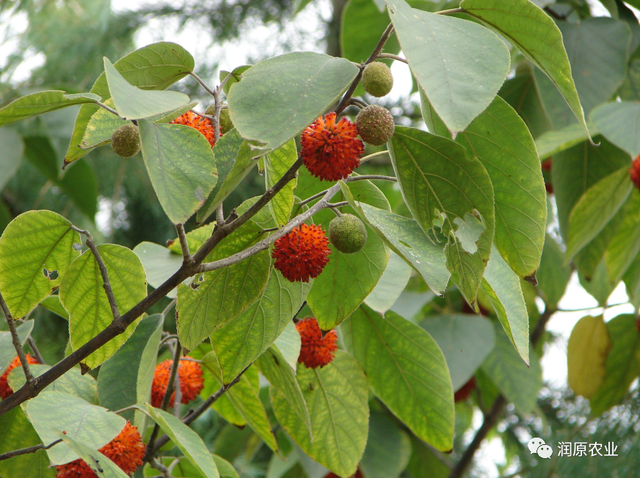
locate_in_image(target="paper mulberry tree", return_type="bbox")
[1,0,640,477]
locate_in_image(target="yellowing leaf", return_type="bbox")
[567,315,611,398]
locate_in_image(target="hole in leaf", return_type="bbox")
[73,243,82,251]
[198,275,205,283]
[190,282,200,290]
[42,269,49,278]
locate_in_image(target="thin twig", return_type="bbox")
[161,299,176,319]
[299,189,331,206]
[359,150,390,164]
[0,294,34,384]
[377,53,408,64]
[149,458,173,478]
[152,364,251,454]
[71,226,120,321]
[0,439,61,461]
[216,203,224,227]
[27,337,45,365]
[336,23,395,115]
[327,201,349,209]
[349,98,368,109]
[173,357,182,418]
[189,72,216,98]
[447,306,557,478]
[175,224,191,263]
[95,101,120,117]
[198,183,341,273]
[144,342,182,463]
[348,174,397,182]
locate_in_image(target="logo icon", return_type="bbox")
[528,437,553,459]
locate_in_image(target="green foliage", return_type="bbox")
[1,1,640,477]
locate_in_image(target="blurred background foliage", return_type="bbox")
[1,0,640,477]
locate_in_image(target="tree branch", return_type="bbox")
[198,182,341,272]
[0,294,34,384]
[175,224,191,263]
[447,306,557,478]
[0,439,62,462]
[151,364,251,454]
[71,227,120,321]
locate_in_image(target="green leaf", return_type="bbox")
[202,354,278,452]
[421,314,495,391]
[133,242,182,299]
[274,321,302,370]
[139,119,218,224]
[0,320,34,373]
[357,203,449,296]
[387,0,510,133]
[499,74,552,139]
[481,245,530,364]
[589,314,640,416]
[61,244,147,369]
[177,251,271,351]
[566,166,633,263]
[271,352,369,477]
[535,122,599,160]
[65,41,195,165]
[306,180,390,329]
[98,314,164,425]
[212,269,311,382]
[0,408,55,478]
[624,253,640,308]
[579,260,617,307]
[419,88,451,139]
[80,99,127,150]
[8,364,98,404]
[256,346,312,440]
[265,139,297,226]
[23,135,60,182]
[480,323,542,415]
[364,252,412,316]
[227,52,358,151]
[553,137,630,246]
[388,126,494,306]
[342,0,401,64]
[25,391,125,465]
[457,96,546,278]
[60,159,99,220]
[103,57,190,120]
[591,101,640,158]
[197,131,254,223]
[143,405,220,478]
[360,412,412,478]
[0,91,100,127]
[536,234,571,308]
[605,191,640,284]
[220,65,252,96]
[0,128,24,191]
[343,305,454,451]
[56,433,130,478]
[461,0,594,139]
[0,210,81,317]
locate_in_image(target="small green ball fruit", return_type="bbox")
[205,104,234,134]
[110,123,140,158]
[362,62,393,97]
[356,105,395,146]
[329,213,368,254]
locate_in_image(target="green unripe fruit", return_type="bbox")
[356,105,395,146]
[329,213,368,254]
[205,104,234,134]
[110,123,140,158]
[362,62,393,97]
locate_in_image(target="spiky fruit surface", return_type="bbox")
[356,105,394,146]
[329,213,367,254]
[151,358,205,408]
[55,422,145,478]
[272,224,331,282]
[0,353,39,399]
[630,154,640,191]
[110,123,140,158]
[296,317,338,369]
[362,62,393,97]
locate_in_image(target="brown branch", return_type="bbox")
[27,337,45,365]
[71,227,120,321]
[447,306,557,478]
[0,438,62,462]
[151,364,251,454]
[175,224,191,263]
[0,294,34,384]
[0,141,305,418]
